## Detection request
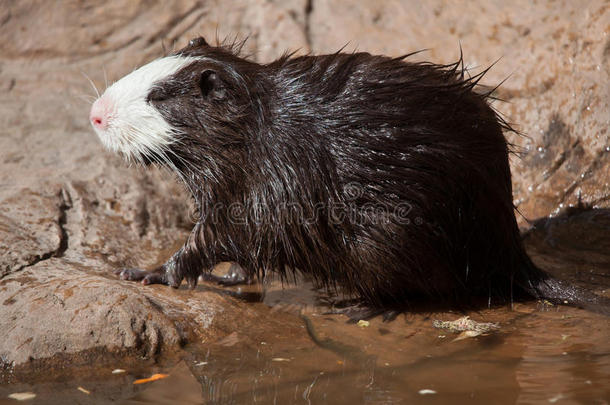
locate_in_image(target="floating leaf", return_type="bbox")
[8,392,36,401]
[357,320,370,328]
[133,373,169,385]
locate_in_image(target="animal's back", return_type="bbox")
[256,52,545,306]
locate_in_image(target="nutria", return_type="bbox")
[89,37,609,316]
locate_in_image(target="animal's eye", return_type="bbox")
[189,37,208,48]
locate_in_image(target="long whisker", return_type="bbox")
[160,144,199,198]
[81,71,100,98]
[75,94,97,104]
[103,66,109,91]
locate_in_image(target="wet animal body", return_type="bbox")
[90,37,608,314]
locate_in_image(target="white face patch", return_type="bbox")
[90,55,198,163]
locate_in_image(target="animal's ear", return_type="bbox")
[199,70,226,99]
[189,37,208,47]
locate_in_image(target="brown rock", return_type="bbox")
[0,257,241,377]
[0,186,67,278]
[0,261,182,366]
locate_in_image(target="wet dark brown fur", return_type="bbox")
[119,37,610,314]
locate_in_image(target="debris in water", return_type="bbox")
[77,387,90,394]
[8,392,36,401]
[548,393,564,403]
[194,361,208,367]
[112,369,126,374]
[418,389,437,395]
[133,373,169,385]
[453,330,484,342]
[357,320,370,328]
[271,357,291,362]
[432,316,499,337]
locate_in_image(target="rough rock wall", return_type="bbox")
[0,0,608,368]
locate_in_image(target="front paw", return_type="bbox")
[114,268,167,286]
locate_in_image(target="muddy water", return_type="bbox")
[121,303,609,404]
[2,209,609,404]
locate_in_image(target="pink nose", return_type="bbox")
[90,97,111,130]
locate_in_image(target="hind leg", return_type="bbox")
[201,263,253,286]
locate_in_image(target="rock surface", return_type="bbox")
[0,0,608,376]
